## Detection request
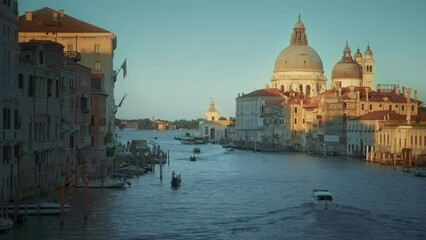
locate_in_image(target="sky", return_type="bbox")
[19,0,426,121]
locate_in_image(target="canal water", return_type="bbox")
[3,130,426,240]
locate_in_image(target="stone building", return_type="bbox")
[199,99,232,143]
[0,0,19,203]
[18,8,118,174]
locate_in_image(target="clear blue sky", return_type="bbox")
[20,0,426,121]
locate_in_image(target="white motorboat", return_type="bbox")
[311,190,335,210]
[0,217,13,232]
[76,176,126,188]
[7,201,72,216]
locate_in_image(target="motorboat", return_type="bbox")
[311,190,335,210]
[76,176,126,188]
[0,217,13,232]
[7,201,72,216]
[193,147,201,154]
[171,174,182,188]
[190,155,197,161]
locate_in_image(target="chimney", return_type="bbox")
[59,10,64,17]
[53,12,58,21]
[402,87,405,96]
[396,85,400,94]
[414,90,417,101]
[25,11,32,21]
[406,88,411,103]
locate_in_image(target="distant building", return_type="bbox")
[199,99,232,143]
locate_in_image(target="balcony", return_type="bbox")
[63,51,81,62]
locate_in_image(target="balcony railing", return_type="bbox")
[63,51,81,62]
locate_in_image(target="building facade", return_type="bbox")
[19,8,118,174]
[0,0,20,204]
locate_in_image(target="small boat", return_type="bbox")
[76,176,126,188]
[311,190,335,210]
[193,147,201,154]
[7,201,72,216]
[414,172,426,177]
[189,155,196,161]
[0,217,13,232]
[171,174,182,188]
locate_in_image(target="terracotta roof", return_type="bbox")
[322,87,418,103]
[303,101,319,108]
[239,88,282,98]
[352,110,415,121]
[20,8,110,33]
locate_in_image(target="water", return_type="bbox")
[3,130,426,239]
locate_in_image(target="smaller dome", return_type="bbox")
[354,48,362,59]
[332,61,362,79]
[364,45,373,56]
[332,43,362,79]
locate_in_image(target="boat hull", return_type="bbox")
[76,177,126,188]
[0,218,13,232]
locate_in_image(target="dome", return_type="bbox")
[354,48,362,59]
[364,45,373,56]
[273,45,323,72]
[332,42,362,79]
[332,61,362,79]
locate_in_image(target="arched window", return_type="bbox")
[370,65,373,72]
[305,85,311,96]
[299,84,303,93]
[361,104,364,110]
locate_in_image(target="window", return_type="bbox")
[94,61,101,71]
[18,73,23,89]
[47,78,52,97]
[294,118,297,124]
[294,107,297,113]
[39,50,44,64]
[70,135,74,148]
[28,75,34,96]
[14,109,19,129]
[369,104,372,110]
[3,108,11,129]
[402,105,405,111]
[94,44,101,53]
[361,104,364,110]
[67,44,74,51]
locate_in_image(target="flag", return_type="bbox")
[120,59,127,78]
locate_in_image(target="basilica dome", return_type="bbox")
[273,45,323,72]
[332,42,362,79]
[273,15,323,73]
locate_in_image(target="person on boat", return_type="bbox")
[172,170,176,178]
